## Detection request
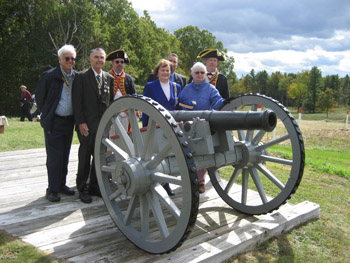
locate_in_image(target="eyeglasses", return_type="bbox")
[114,60,124,64]
[194,71,205,75]
[64,57,76,62]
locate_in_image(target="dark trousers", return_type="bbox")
[76,132,98,192]
[44,115,74,193]
[20,103,32,121]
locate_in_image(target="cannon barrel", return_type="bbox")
[170,109,277,132]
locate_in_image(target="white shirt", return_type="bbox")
[160,81,170,100]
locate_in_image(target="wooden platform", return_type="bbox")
[0,145,320,262]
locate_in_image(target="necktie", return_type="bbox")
[96,75,102,94]
[207,73,213,76]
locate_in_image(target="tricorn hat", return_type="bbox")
[197,49,225,61]
[106,49,130,64]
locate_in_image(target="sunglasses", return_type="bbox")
[64,57,76,62]
[114,60,124,64]
[194,71,205,75]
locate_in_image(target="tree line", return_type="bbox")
[232,68,350,115]
[1,0,349,117]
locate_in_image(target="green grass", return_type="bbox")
[224,109,350,263]
[1,110,350,262]
[0,230,63,263]
[0,118,79,152]
[289,106,349,122]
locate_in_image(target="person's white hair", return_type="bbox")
[191,62,207,74]
[57,44,76,58]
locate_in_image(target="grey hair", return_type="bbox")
[90,47,106,57]
[191,62,207,75]
[167,53,178,58]
[57,44,76,58]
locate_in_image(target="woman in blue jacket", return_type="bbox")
[180,62,225,193]
[142,59,182,195]
[142,59,182,127]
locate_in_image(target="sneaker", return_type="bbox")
[46,189,61,202]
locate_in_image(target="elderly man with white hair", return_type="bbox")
[36,44,77,202]
[180,62,225,193]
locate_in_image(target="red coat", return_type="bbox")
[20,89,32,106]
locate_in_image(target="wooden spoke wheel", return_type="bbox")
[94,95,199,254]
[208,94,305,215]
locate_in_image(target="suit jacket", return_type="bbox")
[188,73,230,99]
[124,73,136,95]
[36,65,77,131]
[147,72,187,90]
[72,67,114,134]
[141,79,181,127]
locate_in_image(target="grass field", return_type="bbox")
[0,108,350,262]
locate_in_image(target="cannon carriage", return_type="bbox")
[94,94,305,254]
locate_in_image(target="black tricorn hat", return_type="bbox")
[106,49,130,64]
[197,49,225,61]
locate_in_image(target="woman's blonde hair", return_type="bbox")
[153,59,173,76]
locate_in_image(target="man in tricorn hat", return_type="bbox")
[106,49,136,130]
[196,49,230,99]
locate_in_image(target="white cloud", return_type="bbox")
[128,0,350,77]
[231,48,350,77]
[129,0,174,12]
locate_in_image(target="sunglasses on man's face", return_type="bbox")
[64,57,76,62]
[114,60,124,64]
[194,71,205,75]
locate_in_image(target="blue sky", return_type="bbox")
[129,0,350,77]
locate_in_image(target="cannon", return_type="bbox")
[94,94,305,254]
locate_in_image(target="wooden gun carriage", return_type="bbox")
[94,94,305,254]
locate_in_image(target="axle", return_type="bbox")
[170,109,277,132]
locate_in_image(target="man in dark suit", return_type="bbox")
[72,47,114,203]
[36,44,77,202]
[190,49,230,99]
[147,53,187,90]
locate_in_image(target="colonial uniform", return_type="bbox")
[106,49,136,131]
[189,49,230,99]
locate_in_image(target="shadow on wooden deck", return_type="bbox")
[0,146,319,262]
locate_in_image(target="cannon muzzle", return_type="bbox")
[170,109,277,132]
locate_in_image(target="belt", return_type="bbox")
[54,114,74,120]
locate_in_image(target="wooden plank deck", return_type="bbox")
[0,145,320,262]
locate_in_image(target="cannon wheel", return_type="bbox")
[208,94,305,215]
[95,95,199,254]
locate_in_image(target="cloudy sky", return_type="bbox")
[129,0,350,78]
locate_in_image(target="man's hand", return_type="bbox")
[79,123,89,136]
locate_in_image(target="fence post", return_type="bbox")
[298,107,302,125]
[346,110,349,130]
